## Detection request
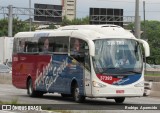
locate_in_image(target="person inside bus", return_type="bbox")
[71,39,80,55]
[71,39,84,63]
[43,38,49,53]
[116,55,130,67]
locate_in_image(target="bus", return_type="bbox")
[12,25,150,103]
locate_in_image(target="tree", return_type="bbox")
[141,21,160,64]
[0,18,34,37]
[126,21,160,64]
[61,16,89,26]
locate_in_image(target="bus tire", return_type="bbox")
[73,84,85,103]
[27,79,35,97]
[27,79,44,97]
[114,97,125,103]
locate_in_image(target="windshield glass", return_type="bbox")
[92,39,143,75]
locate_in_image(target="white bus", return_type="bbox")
[12,25,150,103]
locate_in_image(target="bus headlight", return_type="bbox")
[93,81,106,88]
[134,81,144,87]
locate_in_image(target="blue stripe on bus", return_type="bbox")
[35,54,85,95]
[112,74,141,85]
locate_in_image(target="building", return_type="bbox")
[62,0,76,21]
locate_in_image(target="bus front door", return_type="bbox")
[84,68,92,96]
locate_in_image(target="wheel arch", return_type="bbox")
[70,79,78,94]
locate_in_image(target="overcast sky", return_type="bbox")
[0,0,160,21]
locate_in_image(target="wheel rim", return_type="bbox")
[28,80,33,95]
[75,87,79,100]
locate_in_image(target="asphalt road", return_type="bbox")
[0,84,160,113]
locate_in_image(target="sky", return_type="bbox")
[0,0,160,21]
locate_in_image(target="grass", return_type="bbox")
[0,98,18,104]
[145,74,160,76]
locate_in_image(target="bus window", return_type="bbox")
[18,40,25,53]
[13,38,19,54]
[38,37,51,53]
[25,38,38,53]
[70,38,90,70]
[38,37,69,53]
[43,38,49,52]
[51,37,69,53]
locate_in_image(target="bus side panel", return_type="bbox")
[66,56,85,95]
[51,55,85,95]
[34,54,52,92]
[35,54,70,93]
[12,54,37,89]
[34,54,85,95]
[12,54,51,89]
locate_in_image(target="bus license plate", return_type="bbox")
[116,90,124,94]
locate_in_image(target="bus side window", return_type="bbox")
[26,38,38,53]
[51,37,69,53]
[70,38,90,71]
[18,39,26,53]
[38,37,51,53]
[38,37,69,53]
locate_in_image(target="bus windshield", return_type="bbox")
[92,39,143,75]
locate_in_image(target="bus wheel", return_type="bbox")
[114,97,125,103]
[73,84,85,103]
[27,79,36,97]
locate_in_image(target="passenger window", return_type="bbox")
[23,37,38,53]
[70,38,91,71]
[17,39,26,53]
[38,37,69,53]
[52,37,69,53]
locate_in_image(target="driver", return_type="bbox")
[116,55,130,67]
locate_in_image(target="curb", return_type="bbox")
[144,82,160,97]
[149,82,160,97]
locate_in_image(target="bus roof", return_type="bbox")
[14,24,136,40]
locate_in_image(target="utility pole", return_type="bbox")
[29,0,32,31]
[135,0,141,39]
[8,5,13,37]
[143,1,146,39]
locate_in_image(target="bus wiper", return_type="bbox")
[99,67,116,74]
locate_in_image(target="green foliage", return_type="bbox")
[127,21,160,64]
[141,21,160,64]
[0,98,18,104]
[48,24,57,29]
[0,18,34,37]
[61,16,89,26]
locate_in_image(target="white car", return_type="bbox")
[0,64,12,73]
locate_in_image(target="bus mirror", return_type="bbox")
[88,40,95,56]
[137,39,150,57]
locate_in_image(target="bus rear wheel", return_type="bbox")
[27,79,43,97]
[114,97,125,103]
[27,79,35,97]
[73,84,85,103]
